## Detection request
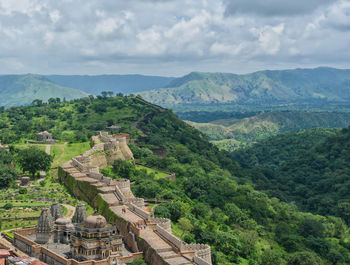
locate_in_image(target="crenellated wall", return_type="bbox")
[58,133,212,265]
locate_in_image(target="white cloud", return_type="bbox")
[0,0,349,75]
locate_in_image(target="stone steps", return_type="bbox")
[159,251,181,259]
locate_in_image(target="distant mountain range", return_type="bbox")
[46,74,174,95]
[2,67,350,108]
[187,111,350,151]
[0,74,87,107]
[0,74,174,107]
[140,67,350,106]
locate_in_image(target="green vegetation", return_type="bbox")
[187,111,350,151]
[232,127,350,224]
[0,74,87,107]
[17,147,52,177]
[140,67,350,107]
[1,95,350,264]
[51,142,90,168]
[135,164,169,180]
[0,149,18,188]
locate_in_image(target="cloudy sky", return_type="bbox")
[0,0,350,76]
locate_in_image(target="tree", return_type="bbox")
[101,91,108,98]
[287,251,324,265]
[0,165,18,188]
[130,259,147,265]
[17,148,52,178]
[178,217,193,236]
[32,99,43,106]
[261,249,287,265]
[3,203,13,210]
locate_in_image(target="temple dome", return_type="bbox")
[84,213,107,229]
[55,217,71,225]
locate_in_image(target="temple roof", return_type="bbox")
[84,213,107,229]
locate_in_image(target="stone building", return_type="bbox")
[20,176,31,187]
[71,213,123,261]
[36,208,54,244]
[37,131,55,144]
[27,203,126,263]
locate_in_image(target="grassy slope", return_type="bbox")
[0,74,87,107]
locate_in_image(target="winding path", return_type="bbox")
[62,204,75,219]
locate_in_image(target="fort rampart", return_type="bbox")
[57,132,212,265]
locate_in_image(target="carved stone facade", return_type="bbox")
[26,203,128,264]
[50,202,63,221]
[71,213,123,261]
[72,203,87,224]
[36,208,54,244]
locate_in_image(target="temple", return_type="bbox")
[14,202,140,265]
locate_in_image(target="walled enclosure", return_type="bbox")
[56,132,212,265]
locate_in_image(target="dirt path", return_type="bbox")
[45,145,51,155]
[62,204,75,219]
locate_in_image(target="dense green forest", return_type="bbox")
[232,128,350,223]
[1,96,350,264]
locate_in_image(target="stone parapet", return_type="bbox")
[129,203,150,220]
[155,225,184,250]
[149,218,171,232]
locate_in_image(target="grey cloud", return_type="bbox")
[224,0,334,16]
[0,0,349,76]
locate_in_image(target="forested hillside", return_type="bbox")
[1,96,350,264]
[140,67,350,107]
[187,111,350,151]
[232,128,350,223]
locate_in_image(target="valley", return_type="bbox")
[185,111,350,150]
[1,95,350,264]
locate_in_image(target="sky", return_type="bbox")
[0,0,350,76]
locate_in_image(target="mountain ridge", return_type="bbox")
[140,67,350,106]
[0,74,87,107]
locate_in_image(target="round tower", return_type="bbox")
[36,207,54,244]
[72,203,87,224]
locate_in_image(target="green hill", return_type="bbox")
[187,111,350,150]
[232,127,350,224]
[140,67,350,107]
[0,74,87,107]
[1,96,350,264]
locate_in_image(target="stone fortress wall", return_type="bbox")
[58,132,212,265]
